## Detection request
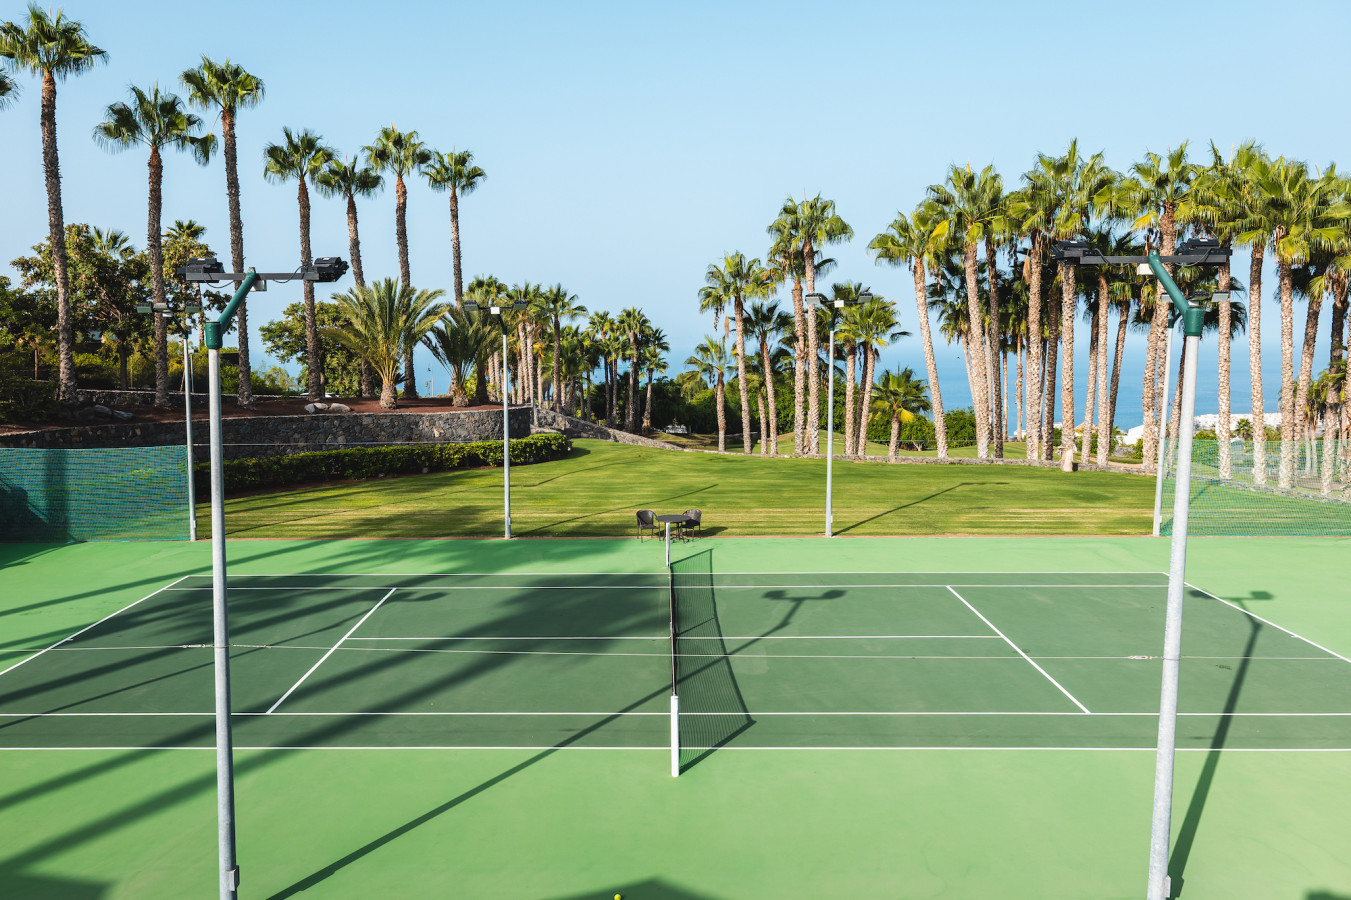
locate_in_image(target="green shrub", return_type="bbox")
[195,432,572,494]
[0,374,58,423]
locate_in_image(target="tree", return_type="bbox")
[93,85,214,406]
[263,127,333,400]
[871,367,930,460]
[260,301,359,395]
[1,5,108,401]
[684,336,730,450]
[641,338,668,431]
[423,302,498,407]
[537,284,586,412]
[928,165,1002,458]
[869,202,950,457]
[744,299,792,455]
[364,126,432,398]
[181,56,265,406]
[705,252,774,453]
[850,292,906,456]
[324,279,449,408]
[421,149,485,307]
[0,69,17,108]
[616,307,649,431]
[316,154,383,397]
[766,219,807,453]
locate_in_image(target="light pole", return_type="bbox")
[1152,305,1186,536]
[464,298,529,539]
[1052,239,1230,900]
[137,295,202,540]
[804,288,867,537]
[177,255,348,900]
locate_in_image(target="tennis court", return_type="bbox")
[5,563,1349,756]
[4,536,1351,899]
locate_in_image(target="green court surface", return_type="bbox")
[2,536,1350,898]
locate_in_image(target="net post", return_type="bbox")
[665,522,671,567]
[670,693,680,777]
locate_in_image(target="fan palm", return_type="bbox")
[588,310,616,423]
[616,307,649,431]
[871,367,930,460]
[706,252,774,453]
[325,279,449,408]
[928,165,1002,458]
[1,5,107,401]
[263,127,333,400]
[685,336,731,451]
[743,300,792,456]
[421,149,485,307]
[424,304,497,407]
[316,155,383,397]
[180,56,264,405]
[94,85,213,407]
[365,126,433,396]
[463,274,509,403]
[869,201,951,457]
[766,219,808,453]
[535,284,586,412]
[850,293,907,456]
[0,70,17,107]
[641,338,668,431]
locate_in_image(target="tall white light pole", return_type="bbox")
[465,298,529,539]
[1152,307,1183,536]
[805,289,867,537]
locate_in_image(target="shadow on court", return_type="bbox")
[1168,589,1272,897]
[547,879,723,900]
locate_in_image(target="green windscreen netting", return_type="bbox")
[1159,439,1351,536]
[0,445,189,542]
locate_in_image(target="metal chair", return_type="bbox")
[635,509,658,541]
[679,508,702,539]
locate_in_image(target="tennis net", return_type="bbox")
[669,549,754,776]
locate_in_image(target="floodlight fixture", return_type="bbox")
[136,303,153,314]
[857,289,874,304]
[183,256,225,279]
[306,257,349,282]
[803,291,826,310]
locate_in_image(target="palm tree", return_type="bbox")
[425,305,495,406]
[536,284,586,411]
[1110,144,1197,472]
[94,85,213,407]
[180,57,264,406]
[928,165,1002,458]
[365,126,432,396]
[464,274,509,402]
[316,155,383,398]
[1,6,107,401]
[164,219,205,243]
[1232,147,1276,484]
[641,337,668,431]
[706,252,774,453]
[685,336,730,450]
[851,293,907,455]
[1244,157,1347,488]
[421,149,485,307]
[766,220,807,454]
[743,300,792,456]
[770,196,853,454]
[263,127,333,400]
[616,307,649,431]
[869,202,950,457]
[325,279,449,408]
[0,69,17,107]
[871,367,931,460]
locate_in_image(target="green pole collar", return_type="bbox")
[1183,305,1206,338]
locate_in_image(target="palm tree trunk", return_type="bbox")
[218,109,253,407]
[715,373,726,452]
[1015,333,1024,443]
[760,335,779,457]
[1109,298,1130,438]
[804,300,821,454]
[1080,302,1098,465]
[1094,276,1111,466]
[40,72,76,403]
[342,193,374,399]
[860,346,877,456]
[1140,293,1164,473]
[758,388,769,456]
[448,187,464,306]
[843,344,857,458]
[1278,253,1297,489]
[298,181,322,401]
[627,342,638,432]
[1043,306,1060,459]
[1249,244,1267,485]
[734,295,752,454]
[146,146,170,406]
[962,242,992,458]
[552,316,562,411]
[1216,257,1233,478]
[644,369,655,431]
[985,234,1003,458]
[1294,280,1324,485]
[911,261,948,457]
[1025,238,1044,460]
[395,172,417,399]
[379,375,397,409]
[889,414,900,461]
[790,275,806,454]
[1058,263,1077,471]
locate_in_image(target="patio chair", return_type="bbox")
[635,508,658,541]
[679,508,702,539]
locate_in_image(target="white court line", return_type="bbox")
[1187,583,1351,666]
[166,583,1166,592]
[264,588,397,714]
[344,634,1003,641]
[0,575,190,679]
[9,710,1351,718]
[178,570,1169,576]
[5,745,1350,752]
[946,586,1091,714]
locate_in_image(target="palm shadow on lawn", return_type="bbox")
[834,482,999,534]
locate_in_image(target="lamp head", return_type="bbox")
[177,257,225,281]
[803,292,826,311]
[306,257,349,283]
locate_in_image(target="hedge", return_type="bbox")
[195,432,571,494]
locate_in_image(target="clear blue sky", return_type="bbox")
[3,0,1348,424]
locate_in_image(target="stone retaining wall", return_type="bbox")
[532,407,684,450]
[74,388,292,407]
[0,406,534,462]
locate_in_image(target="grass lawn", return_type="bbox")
[207,438,1156,539]
[664,431,1140,464]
